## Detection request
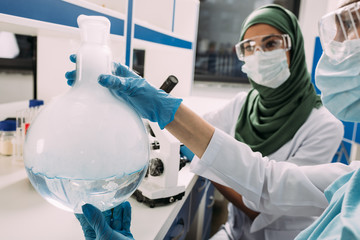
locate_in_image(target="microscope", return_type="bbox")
[132,75,188,208]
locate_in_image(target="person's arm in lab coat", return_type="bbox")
[197,93,344,217]
[242,106,344,212]
[88,64,357,217]
[167,104,356,216]
[197,94,260,220]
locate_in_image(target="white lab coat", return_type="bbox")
[190,92,351,240]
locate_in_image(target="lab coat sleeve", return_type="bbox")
[284,107,344,167]
[190,128,356,216]
[243,107,344,212]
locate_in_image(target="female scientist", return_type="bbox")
[72,0,360,239]
[201,4,343,240]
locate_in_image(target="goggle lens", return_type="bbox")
[319,1,360,62]
[235,34,291,61]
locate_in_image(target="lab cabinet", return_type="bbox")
[190,176,208,216]
[165,176,215,240]
[164,194,191,240]
[202,183,215,240]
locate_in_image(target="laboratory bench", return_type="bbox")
[0,93,239,240]
[0,154,214,240]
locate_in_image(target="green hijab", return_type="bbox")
[234,4,322,156]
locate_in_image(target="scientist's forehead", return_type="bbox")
[338,0,359,8]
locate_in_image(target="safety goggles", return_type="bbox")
[235,34,291,61]
[319,1,360,62]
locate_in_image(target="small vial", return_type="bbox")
[14,110,25,164]
[13,100,44,164]
[26,99,44,134]
[0,120,16,157]
[0,123,3,154]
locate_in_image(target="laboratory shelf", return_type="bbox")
[0,0,125,39]
[0,155,27,190]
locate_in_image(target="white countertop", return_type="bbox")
[0,155,196,240]
[0,156,85,240]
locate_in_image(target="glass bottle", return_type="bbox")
[0,120,16,156]
[23,15,149,213]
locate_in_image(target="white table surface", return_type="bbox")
[0,155,196,240]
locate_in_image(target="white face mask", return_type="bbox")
[316,43,360,122]
[325,39,360,65]
[241,49,290,88]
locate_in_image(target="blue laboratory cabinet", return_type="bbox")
[164,176,214,240]
[164,176,215,240]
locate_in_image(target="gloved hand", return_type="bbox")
[65,54,183,129]
[65,54,77,87]
[75,202,134,240]
[180,145,194,161]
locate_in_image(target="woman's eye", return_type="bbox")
[244,45,254,52]
[343,20,354,32]
[264,40,279,50]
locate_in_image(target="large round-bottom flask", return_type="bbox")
[23,15,149,213]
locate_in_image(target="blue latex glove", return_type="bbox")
[75,202,134,240]
[65,54,77,86]
[180,145,194,161]
[65,54,182,129]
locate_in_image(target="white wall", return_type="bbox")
[132,0,199,42]
[36,34,77,103]
[134,0,174,33]
[132,0,199,96]
[79,0,127,13]
[132,38,194,96]
[0,72,33,104]
[36,32,125,103]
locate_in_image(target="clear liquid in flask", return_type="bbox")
[26,166,147,213]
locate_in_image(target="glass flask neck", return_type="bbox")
[74,15,112,92]
[78,15,110,45]
[75,44,112,89]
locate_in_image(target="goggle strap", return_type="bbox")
[337,13,348,41]
[284,35,291,50]
[356,8,360,26]
[355,9,360,39]
[349,9,360,39]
